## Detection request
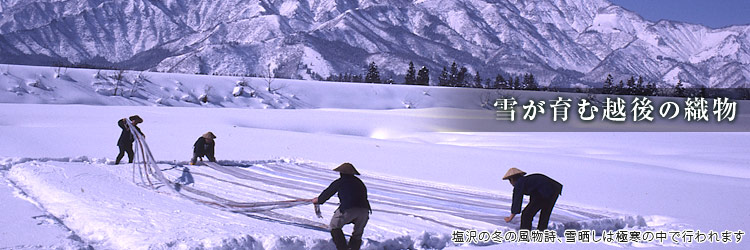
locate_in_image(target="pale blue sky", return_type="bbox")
[609,0,750,28]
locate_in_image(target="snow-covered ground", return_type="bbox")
[1,64,749,249]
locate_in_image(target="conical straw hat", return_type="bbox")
[202,131,217,139]
[129,115,143,123]
[333,162,360,175]
[502,167,526,180]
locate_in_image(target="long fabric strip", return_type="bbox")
[124,120,310,212]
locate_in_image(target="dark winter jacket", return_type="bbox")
[193,137,215,157]
[317,174,371,213]
[511,174,563,214]
[117,118,143,146]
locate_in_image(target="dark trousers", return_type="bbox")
[520,194,559,230]
[116,144,134,164]
[329,207,369,250]
[190,153,215,164]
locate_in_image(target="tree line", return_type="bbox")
[324,61,543,91]
[323,61,749,99]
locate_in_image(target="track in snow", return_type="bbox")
[2,157,686,249]
[160,159,661,237]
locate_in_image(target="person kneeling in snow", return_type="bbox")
[503,167,563,230]
[190,132,216,165]
[311,163,371,250]
[115,115,143,164]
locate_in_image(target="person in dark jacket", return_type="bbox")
[115,115,143,164]
[190,132,216,165]
[311,163,371,250]
[503,167,563,230]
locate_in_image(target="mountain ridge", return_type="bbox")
[0,0,747,87]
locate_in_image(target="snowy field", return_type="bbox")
[1,64,749,249]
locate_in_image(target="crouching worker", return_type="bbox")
[503,167,563,230]
[190,132,216,165]
[311,163,371,250]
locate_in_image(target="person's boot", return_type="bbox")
[330,229,348,250]
[348,236,363,250]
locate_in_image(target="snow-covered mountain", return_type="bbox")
[0,0,748,87]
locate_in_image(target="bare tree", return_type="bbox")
[131,72,150,96]
[200,85,212,103]
[136,72,151,83]
[94,70,104,79]
[111,70,126,96]
[54,66,65,78]
[262,65,285,93]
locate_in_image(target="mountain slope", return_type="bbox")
[0,0,747,87]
